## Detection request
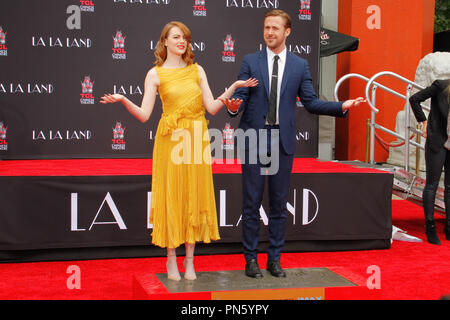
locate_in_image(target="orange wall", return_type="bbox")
[335,0,435,162]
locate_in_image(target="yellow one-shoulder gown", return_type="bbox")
[150,63,220,248]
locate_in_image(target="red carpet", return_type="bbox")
[0,158,385,176]
[0,199,449,300]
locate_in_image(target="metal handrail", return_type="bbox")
[334,71,429,172]
[334,73,378,112]
[364,71,426,171]
[364,71,425,112]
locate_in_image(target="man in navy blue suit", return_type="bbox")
[221,9,365,278]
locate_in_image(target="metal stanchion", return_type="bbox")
[365,119,370,163]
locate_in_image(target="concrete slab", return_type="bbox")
[156,267,356,293]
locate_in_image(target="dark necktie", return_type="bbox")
[268,55,279,125]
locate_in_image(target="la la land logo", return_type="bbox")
[0,122,8,151]
[225,0,279,8]
[69,187,319,232]
[113,0,171,5]
[32,129,92,141]
[80,76,95,104]
[222,34,235,62]
[113,84,142,95]
[0,83,54,94]
[112,122,126,150]
[32,36,92,48]
[193,0,207,16]
[112,30,127,60]
[0,26,7,56]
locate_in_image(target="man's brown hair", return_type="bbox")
[264,9,292,29]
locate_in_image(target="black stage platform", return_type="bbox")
[0,158,393,262]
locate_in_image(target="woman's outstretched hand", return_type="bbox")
[219,97,243,112]
[219,78,258,112]
[234,77,258,89]
[100,93,124,104]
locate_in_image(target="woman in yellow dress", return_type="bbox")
[100,21,257,281]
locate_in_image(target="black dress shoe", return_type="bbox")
[245,259,263,279]
[267,260,286,277]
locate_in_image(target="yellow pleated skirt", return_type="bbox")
[149,115,220,248]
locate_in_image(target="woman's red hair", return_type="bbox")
[154,21,195,66]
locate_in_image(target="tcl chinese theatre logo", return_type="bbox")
[80,0,95,12]
[80,76,95,104]
[298,0,312,21]
[112,122,126,150]
[0,26,7,56]
[112,30,127,60]
[0,122,8,151]
[222,34,235,63]
[193,0,207,16]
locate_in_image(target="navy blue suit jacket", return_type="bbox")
[230,48,346,155]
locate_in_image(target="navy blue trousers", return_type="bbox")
[240,126,294,262]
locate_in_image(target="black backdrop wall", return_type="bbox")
[0,0,321,160]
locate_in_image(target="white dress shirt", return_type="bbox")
[227,47,287,122]
[266,47,286,125]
